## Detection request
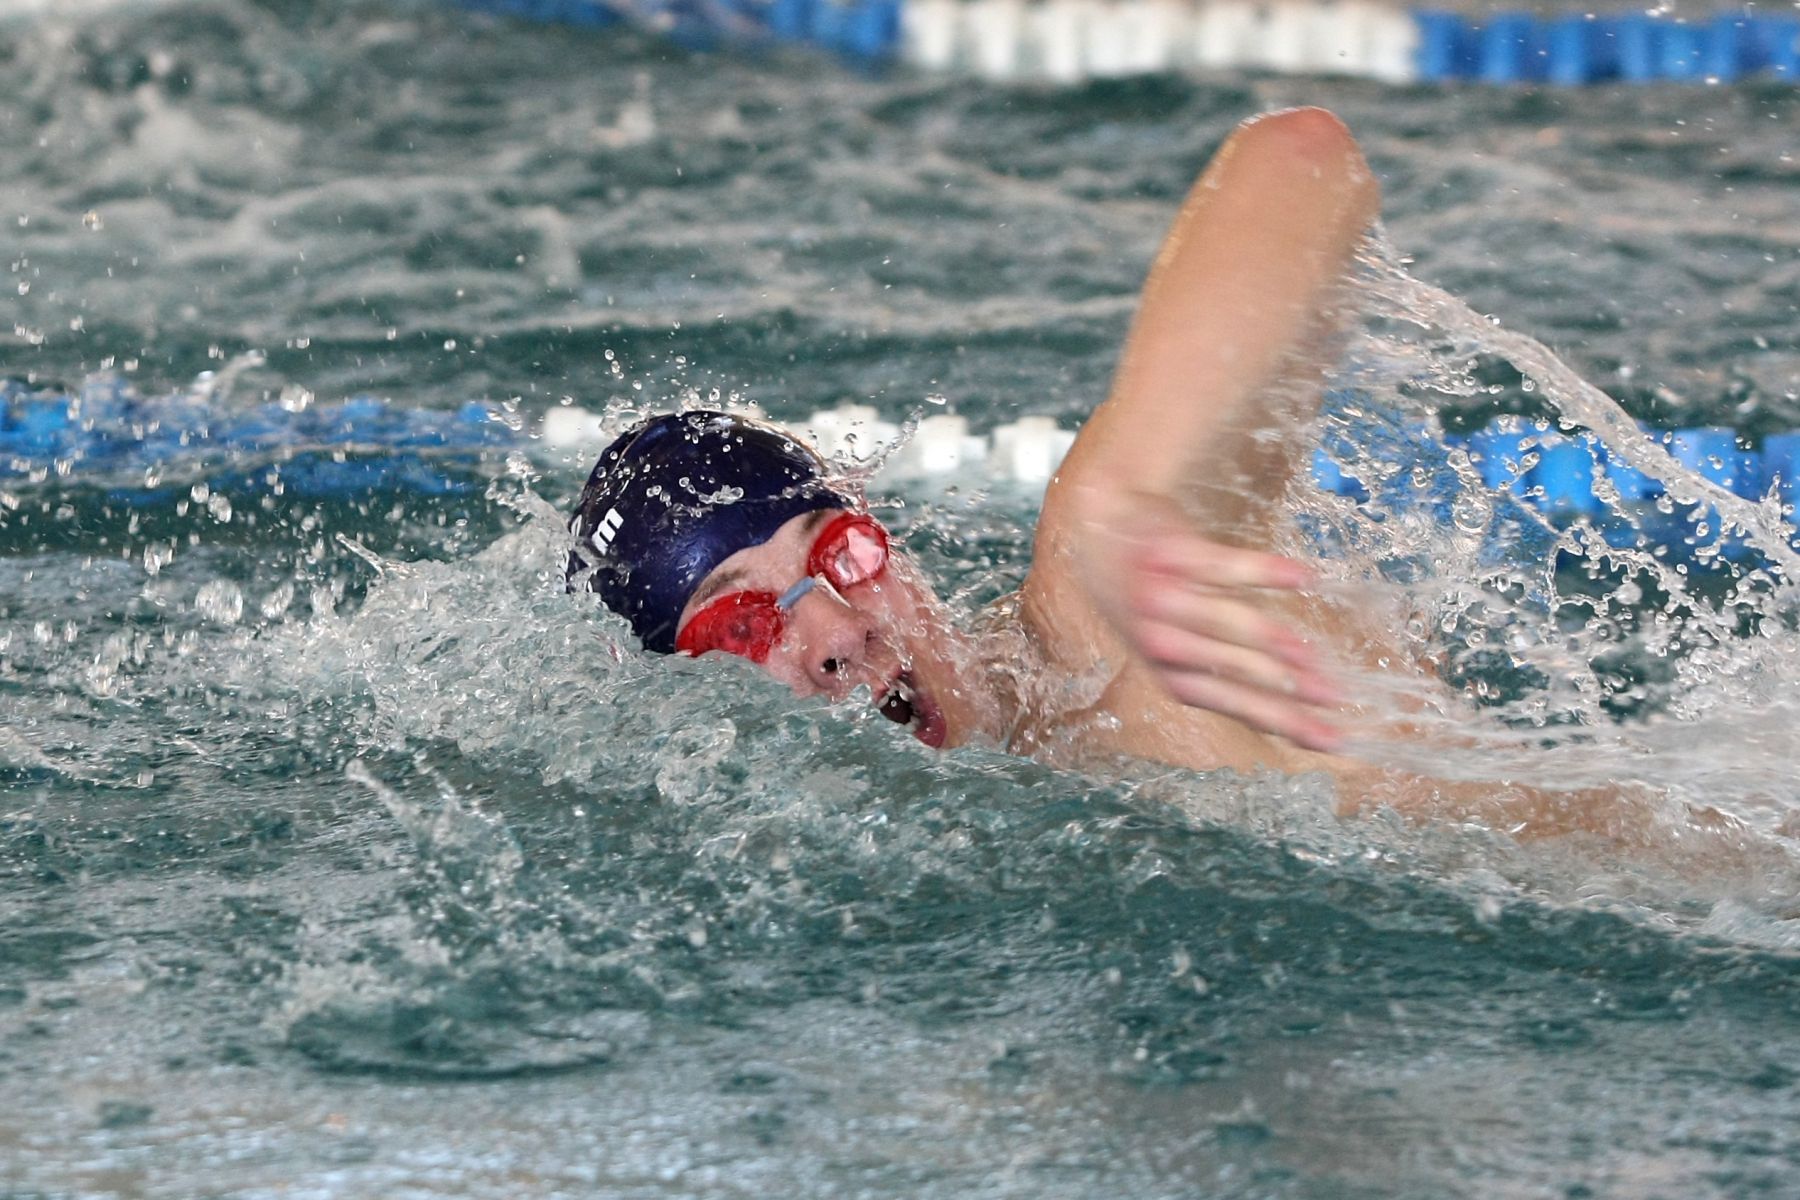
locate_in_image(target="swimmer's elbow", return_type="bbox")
[1229,107,1380,214]
[1237,106,1354,151]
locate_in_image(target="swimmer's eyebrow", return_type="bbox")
[687,567,748,614]
[684,509,838,614]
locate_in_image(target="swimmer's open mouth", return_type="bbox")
[878,671,947,749]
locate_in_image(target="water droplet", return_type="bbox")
[1451,494,1488,532]
[194,581,244,625]
[260,583,295,620]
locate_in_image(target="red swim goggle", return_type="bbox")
[674,511,891,663]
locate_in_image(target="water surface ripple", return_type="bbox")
[2,2,1799,1197]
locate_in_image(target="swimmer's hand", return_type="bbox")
[1084,492,1341,752]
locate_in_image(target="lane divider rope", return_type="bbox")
[453,0,1799,85]
[7,383,1795,569]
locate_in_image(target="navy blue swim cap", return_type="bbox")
[566,410,851,654]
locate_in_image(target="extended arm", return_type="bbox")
[1024,108,1380,750]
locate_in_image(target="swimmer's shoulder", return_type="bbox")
[988,581,1307,774]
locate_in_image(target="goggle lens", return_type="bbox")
[675,591,785,662]
[675,512,892,663]
[809,512,890,590]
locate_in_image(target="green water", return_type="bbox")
[3,2,1800,1196]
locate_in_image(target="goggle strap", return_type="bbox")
[777,576,818,611]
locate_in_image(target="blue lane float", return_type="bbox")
[1414,9,1800,84]
[1313,418,1793,567]
[0,378,515,502]
[6,380,1800,569]
[451,0,1800,86]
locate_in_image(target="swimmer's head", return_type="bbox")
[566,410,851,653]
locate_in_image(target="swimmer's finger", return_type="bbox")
[1136,533,1314,592]
[1130,582,1317,671]
[1136,619,1337,708]
[1158,670,1342,752]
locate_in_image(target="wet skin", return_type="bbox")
[674,507,987,750]
[666,109,1742,849]
[669,509,1766,854]
[674,110,1373,767]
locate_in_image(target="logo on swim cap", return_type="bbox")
[566,410,851,654]
[589,507,624,555]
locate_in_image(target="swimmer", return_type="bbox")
[564,107,1732,845]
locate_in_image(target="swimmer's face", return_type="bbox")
[674,509,971,748]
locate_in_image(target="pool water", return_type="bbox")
[3,2,1800,1196]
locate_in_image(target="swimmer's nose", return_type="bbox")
[784,581,876,695]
